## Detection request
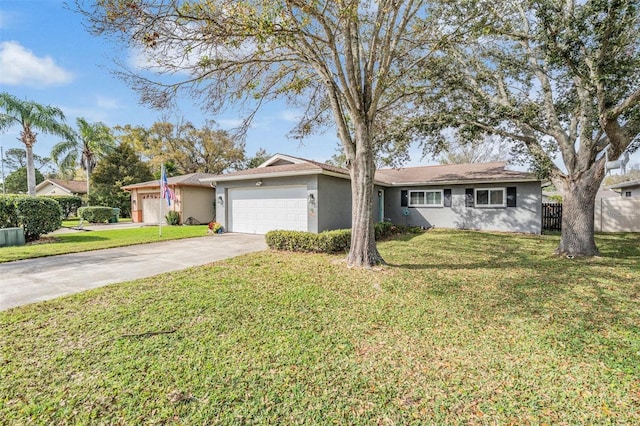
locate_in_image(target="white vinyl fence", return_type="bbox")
[594,198,640,232]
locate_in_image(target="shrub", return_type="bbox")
[266,222,424,254]
[78,206,114,223]
[42,195,83,218]
[265,229,351,253]
[0,195,62,242]
[166,211,181,225]
[374,221,394,240]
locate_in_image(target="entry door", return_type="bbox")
[228,186,308,234]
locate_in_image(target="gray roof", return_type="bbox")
[200,155,539,186]
[607,179,640,190]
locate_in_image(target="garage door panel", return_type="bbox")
[229,186,308,234]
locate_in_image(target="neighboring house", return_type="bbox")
[122,173,217,225]
[201,154,542,235]
[607,179,640,198]
[35,179,87,197]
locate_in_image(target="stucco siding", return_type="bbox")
[216,175,319,233]
[180,186,215,224]
[36,183,71,196]
[317,175,352,231]
[385,181,541,234]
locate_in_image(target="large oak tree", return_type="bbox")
[418,0,640,256]
[75,0,470,267]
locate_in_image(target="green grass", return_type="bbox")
[1,230,639,424]
[61,217,133,227]
[0,225,209,263]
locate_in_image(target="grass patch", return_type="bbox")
[0,225,208,263]
[1,230,639,423]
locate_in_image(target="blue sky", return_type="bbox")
[0,0,360,168]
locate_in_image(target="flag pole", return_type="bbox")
[159,164,164,237]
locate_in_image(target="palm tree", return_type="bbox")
[51,117,115,197]
[0,93,71,196]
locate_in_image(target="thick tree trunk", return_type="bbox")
[346,121,385,268]
[555,177,601,257]
[25,144,36,196]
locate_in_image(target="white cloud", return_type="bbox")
[95,95,122,110]
[0,41,74,87]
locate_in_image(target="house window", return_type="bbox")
[408,190,443,207]
[475,188,506,208]
[625,191,632,197]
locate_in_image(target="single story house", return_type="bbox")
[122,173,217,225]
[201,154,542,235]
[607,179,640,198]
[35,179,87,197]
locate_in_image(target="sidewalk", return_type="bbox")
[0,233,267,311]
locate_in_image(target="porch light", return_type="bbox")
[308,193,316,205]
[217,196,224,206]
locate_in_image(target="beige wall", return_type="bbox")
[180,186,215,224]
[595,198,640,232]
[36,183,72,196]
[130,186,214,225]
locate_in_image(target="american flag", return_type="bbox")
[160,165,176,206]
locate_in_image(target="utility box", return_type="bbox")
[0,227,26,247]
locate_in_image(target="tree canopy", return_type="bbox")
[90,143,155,216]
[116,119,245,175]
[0,92,72,196]
[417,0,640,256]
[4,167,45,194]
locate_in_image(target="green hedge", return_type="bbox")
[265,222,423,254]
[78,206,114,223]
[166,211,180,226]
[265,229,352,253]
[42,195,83,218]
[0,195,62,242]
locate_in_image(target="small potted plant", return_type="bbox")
[208,221,223,234]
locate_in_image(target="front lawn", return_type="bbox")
[0,225,208,263]
[1,230,639,424]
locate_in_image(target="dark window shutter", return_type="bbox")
[401,190,408,207]
[506,187,517,207]
[465,188,474,207]
[443,189,452,207]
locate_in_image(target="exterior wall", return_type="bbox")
[384,181,542,234]
[180,186,215,224]
[595,197,640,232]
[619,185,640,198]
[216,175,319,233]
[317,175,353,231]
[35,183,73,196]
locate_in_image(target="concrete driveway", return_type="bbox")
[0,233,267,311]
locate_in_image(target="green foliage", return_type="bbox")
[89,143,154,217]
[165,211,180,225]
[42,195,82,218]
[4,167,44,194]
[266,229,352,253]
[0,195,62,241]
[78,206,114,223]
[266,222,406,253]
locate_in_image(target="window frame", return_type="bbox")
[625,191,632,197]
[474,187,507,208]
[408,189,444,208]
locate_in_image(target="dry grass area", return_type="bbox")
[1,229,639,424]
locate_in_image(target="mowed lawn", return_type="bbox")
[0,225,209,263]
[1,230,639,424]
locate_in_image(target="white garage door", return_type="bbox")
[229,186,308,234]
[142,196,166,224]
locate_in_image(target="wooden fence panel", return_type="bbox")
[542,203,563,231]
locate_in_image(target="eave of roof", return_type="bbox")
[606,179,640,189]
